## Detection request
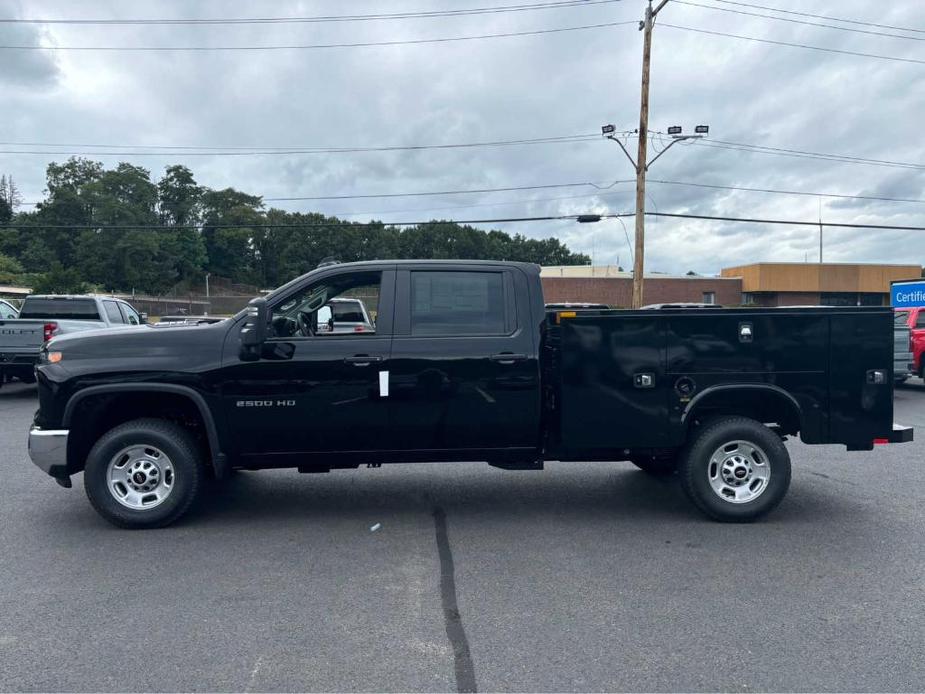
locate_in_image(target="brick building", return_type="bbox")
[540,266,743,307]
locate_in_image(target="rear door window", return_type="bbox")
[19,298,101,320]
[410,271,507,336]
[104,301,125,324]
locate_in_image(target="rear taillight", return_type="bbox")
[43,322,58,342]
[354,326,367,332]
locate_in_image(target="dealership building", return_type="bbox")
[540,262,923,308]
[721,262,922,307]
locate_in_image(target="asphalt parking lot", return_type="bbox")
[1,380,924,693]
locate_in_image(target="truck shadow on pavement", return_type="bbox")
[187,464,858,530]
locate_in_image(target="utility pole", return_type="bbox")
[633,1,659,309]
[603,1,707,308]
[818,201,824,263]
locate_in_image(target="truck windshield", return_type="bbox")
[894,310,911,326]
[19,298,101,321]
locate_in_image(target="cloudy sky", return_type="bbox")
[2,0,924,275]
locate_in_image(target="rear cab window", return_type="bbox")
[409,270,511,336]
[19,298,101,321]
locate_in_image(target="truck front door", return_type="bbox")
[386,267,540,457]
[221,268,395,463]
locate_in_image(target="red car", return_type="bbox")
[896,307,925,379]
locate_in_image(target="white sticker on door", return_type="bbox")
[379,370,389,398]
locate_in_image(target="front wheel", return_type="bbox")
[679,416,791,522]
[84,418,204,529]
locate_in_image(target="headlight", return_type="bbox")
[39,349,63,364]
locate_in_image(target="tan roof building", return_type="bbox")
[721,263,922,307]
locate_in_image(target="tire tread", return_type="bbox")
[84,418,203,529]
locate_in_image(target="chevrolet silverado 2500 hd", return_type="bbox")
[28,260,913,528]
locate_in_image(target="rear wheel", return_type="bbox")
[84,418,204,529]
[679,416,791,522]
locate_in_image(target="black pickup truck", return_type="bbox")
[28,260,912,528]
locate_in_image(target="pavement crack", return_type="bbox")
[433,506,477,694]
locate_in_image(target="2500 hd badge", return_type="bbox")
[236,400,296,407]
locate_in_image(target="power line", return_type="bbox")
[690,140,925,171]
[647,178,925,204]
[648,212,925,231]
[20,174,925,209]
[5,130,922,173]
[17,180,633,207]
[0,0,624,26]
[4,211,922,232]
[0,133,602,156]
[708,0,925,35]
[659,23,925,65]
[0,20,637,51]
[262,180,630,202]
[674,1,925,42]
[0,214,628,231]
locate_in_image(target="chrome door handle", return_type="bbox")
[490,353,527,365]
[344,355,383,366]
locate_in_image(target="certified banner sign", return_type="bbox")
[892,280,925,308]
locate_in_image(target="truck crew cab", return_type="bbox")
[29,260,913,528]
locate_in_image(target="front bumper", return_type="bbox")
[28,426,69,478]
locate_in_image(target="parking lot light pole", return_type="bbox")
[601,124,708,307]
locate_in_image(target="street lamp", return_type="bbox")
[601,123,710,306]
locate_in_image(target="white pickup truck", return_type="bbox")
[0,295,144,386]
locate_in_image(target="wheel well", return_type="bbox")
[685,388,801,437]
[67,392,213,474]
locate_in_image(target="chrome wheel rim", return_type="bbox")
[106,445,175,510]
[707,439,770,504]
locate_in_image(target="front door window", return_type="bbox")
[270,271,381,338]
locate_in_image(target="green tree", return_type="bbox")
[32,262,87,294]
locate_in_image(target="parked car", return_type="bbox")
[156,315,226,326]
[894,311,916,383]
[0,295,143,386]
[895,307,925,380]
[0,299,19,319]
[314,297,376,334]
[27,260,912,529]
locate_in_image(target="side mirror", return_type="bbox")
[139,312,148,324]
[239,297,269,361]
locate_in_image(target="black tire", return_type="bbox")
[84,418,204,529]
[679,416,791,522]
[629,455,677,476]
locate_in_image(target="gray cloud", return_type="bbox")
[3,0,924,274]
[0,1,60,87]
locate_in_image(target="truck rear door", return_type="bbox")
[387,266,540,455]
